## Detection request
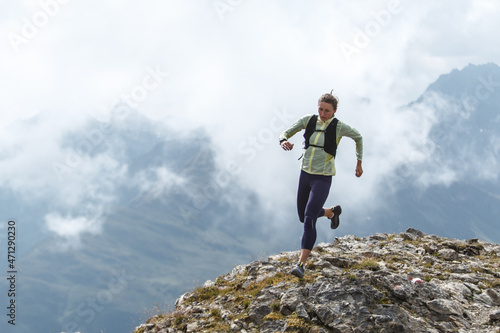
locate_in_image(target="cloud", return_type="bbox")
[128,166,187,204]
[0,110,87,198]
[45,213,101,241]
[0,102,200,247]
[0,110,128,246]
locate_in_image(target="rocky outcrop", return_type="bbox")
[134,229,500,333]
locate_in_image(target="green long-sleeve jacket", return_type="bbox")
[279,114,363,176]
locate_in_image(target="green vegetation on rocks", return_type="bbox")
[134,229,500,333]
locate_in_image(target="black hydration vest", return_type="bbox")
[303,115,338,158]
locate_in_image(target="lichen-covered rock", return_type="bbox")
[280,287,305,315]
[426,298,463,316]
[438,248,459,261]
[134,229,500,333]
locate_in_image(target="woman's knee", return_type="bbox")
[303,216,316,230]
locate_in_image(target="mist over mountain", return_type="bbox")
[0,63,499,333]
[1,108,283,333]
[370,63,500,243]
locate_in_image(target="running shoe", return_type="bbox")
[290,262,305,278]
[330,205,342,229]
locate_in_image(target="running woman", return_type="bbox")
[279,91,363,278]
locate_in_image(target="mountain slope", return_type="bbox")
[134,229,500,333]
[368,63,500,243]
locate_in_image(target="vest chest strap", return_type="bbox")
[303,115,338,158]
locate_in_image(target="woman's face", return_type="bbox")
[318,102,335,121]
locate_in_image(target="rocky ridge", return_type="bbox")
[134,229,500,333]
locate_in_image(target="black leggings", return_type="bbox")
[297,170,332,250]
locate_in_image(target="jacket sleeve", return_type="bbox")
[337,121,363,161]
[279,115,312,142]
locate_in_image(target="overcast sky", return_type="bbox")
[1,0,499,243]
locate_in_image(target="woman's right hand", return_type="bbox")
[281,141,294,151]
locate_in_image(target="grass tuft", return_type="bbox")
[353,259,380,271]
